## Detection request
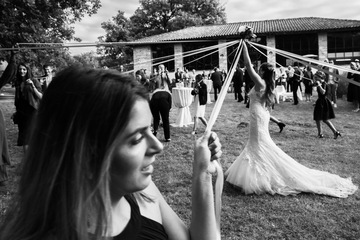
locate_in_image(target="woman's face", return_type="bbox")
[110,99,163,198]
[18,65,27,77]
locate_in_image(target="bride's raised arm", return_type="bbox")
[242,41,265,90]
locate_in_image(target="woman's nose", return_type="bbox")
[150,134,163,153]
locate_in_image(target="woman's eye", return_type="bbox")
[131,134,144,145]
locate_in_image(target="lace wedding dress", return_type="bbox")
[225,88,358,198]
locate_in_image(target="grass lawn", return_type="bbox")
[0,91,359,239]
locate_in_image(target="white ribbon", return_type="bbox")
[205,39,243,240]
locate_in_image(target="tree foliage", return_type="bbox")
[97,11,133,69]
[0,0,101,48]
[129,0,226,38]
[0,0,101,84]
[100,0,227,68]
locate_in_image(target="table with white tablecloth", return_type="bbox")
[171,87,193,127]
[203,79,213,104]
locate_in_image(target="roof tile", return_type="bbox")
[135,17,360,43]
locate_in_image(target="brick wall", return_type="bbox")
[218,40,228,73]
[267,36,276,66]
[318,33,328,62]
[174,44,183,70]
[133,46,152,73]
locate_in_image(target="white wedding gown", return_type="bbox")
[225,88,358,198]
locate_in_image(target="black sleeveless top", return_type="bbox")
[114,195,168,240]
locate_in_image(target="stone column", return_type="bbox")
[318,33,328,62]
[218,40,228,73]
[174,43,183,70]
[266,36,276,66]
[133,45,152,73]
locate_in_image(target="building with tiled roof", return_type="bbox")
[132,17,360,74]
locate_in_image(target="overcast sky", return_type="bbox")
[70,0,360,55]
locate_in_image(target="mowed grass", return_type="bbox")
[0,91,359,239]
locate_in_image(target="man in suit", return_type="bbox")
[292,62,302,105]
[232,67,244,102]
[210,67,223,101]
[174,67,183,83]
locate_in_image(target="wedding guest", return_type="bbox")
[210,67,223,101]
[190,69,197,88]
[232,67,244,102]
[0,108,11,187]
[269,116,286,133]
[277,67,287,88]
[0,67,222,240]
[313,71,341,139]
[225,41,357,197]
[221,69,227,85]
[14,63,42,151]
[286,65,294,92]
[39,64,54,92]
[326,60,340,108]
[182,68,190,87]
[174,67,183,83]
[158,64,171,91]
[346,62,360,112]
[0,51,16,88]
[303,66,314,102]
[150,80,172,142]
[191,74,208,134]
[292,62,302,105]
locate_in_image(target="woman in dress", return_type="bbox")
[13,63,42,151]
[313,71,341,139]
[191,74,208,134]
[225,41,357,197]
[0,67,222,240]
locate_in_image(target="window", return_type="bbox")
[151,44,175,72]
[275,34,318,66]
[183,41,219,71]
[328,32,360,60]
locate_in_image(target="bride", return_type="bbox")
[225,41,357,198]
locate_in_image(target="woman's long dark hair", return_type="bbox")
[259,62,275,107]
[0,66,149,240]
[15,63,33,82]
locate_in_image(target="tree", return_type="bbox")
[0,0,101,49]
[129,0,226,38]
[97,11,133,69]
[73,52,100,69]
[99,0,227,68]
[0,0,101,86]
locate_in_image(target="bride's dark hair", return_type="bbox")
[259,62,275,107]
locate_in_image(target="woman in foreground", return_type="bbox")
[0,67,222,240]
[225,41,357,197]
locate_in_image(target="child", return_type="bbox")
[313,71,341,139]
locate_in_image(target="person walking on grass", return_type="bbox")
[225,39,357,197]
[313,71,341,139]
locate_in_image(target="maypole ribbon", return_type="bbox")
[249,41,360,87]
[205,39,243,240]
